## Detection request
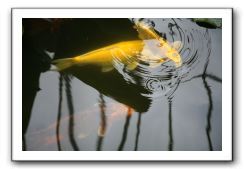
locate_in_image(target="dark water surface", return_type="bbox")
[23,18,222,151]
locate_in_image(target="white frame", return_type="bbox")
[12,8,232,161]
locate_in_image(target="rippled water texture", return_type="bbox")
[23,18,222,151]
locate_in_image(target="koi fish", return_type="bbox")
[52,40,145,72]
[52,21,182,72]
[26,102,135,147]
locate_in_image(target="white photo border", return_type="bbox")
[12,8,233,161]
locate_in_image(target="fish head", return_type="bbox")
[169,41,182,67]
[157,41,182,67]
[168,50,182,67]
[141,39,182,68]
[161,46,182,68]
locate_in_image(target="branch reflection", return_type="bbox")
[118,107,133,151]
[168,99,174,151]
[202,74,213,151]
[134,113,142,151]
[64,75,80,151]
[96,94,107,151]
[56,73,64,151]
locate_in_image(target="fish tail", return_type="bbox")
[51,58,75,71]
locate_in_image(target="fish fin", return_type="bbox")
[171,41,182,50]
[126,61,138,71]
[149,62,161,68]
[51,58,75,71]
[101,66,114,72]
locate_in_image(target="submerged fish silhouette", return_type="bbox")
[52,21,182,72]
[67,66,152,113]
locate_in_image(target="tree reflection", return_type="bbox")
[64,75,80,151]
[118,107,133,151]
[56,74,64,151]
[134,113,142,151]
[202,47,214,150]
[96,94,107,151]
[181,32,222,150]
[202,33,214,151]
[168,99,174,151]
[202,73,213,151]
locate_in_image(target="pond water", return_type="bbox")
[22,18,222,151]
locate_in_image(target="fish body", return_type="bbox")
[52,40,144,72]
[74,40,144,72]
[52,21,182,72]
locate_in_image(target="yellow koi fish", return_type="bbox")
[52,21,182,72]
[52,40,145,72]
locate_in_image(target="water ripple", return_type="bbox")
[113,18,212,98]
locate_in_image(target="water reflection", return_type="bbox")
[182,57,218,151]
[96,93,107,151]
[64,75,80,151]
[168,99,173,151]
[202,70,214,151]
[117,108,133,151]
[56,74,63,151]
[23,18,222,151]
[65,66,152,113]
[180,29,222,150]
[202,31,213,151]
[22,19,54,150]
[134,113,142,151]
